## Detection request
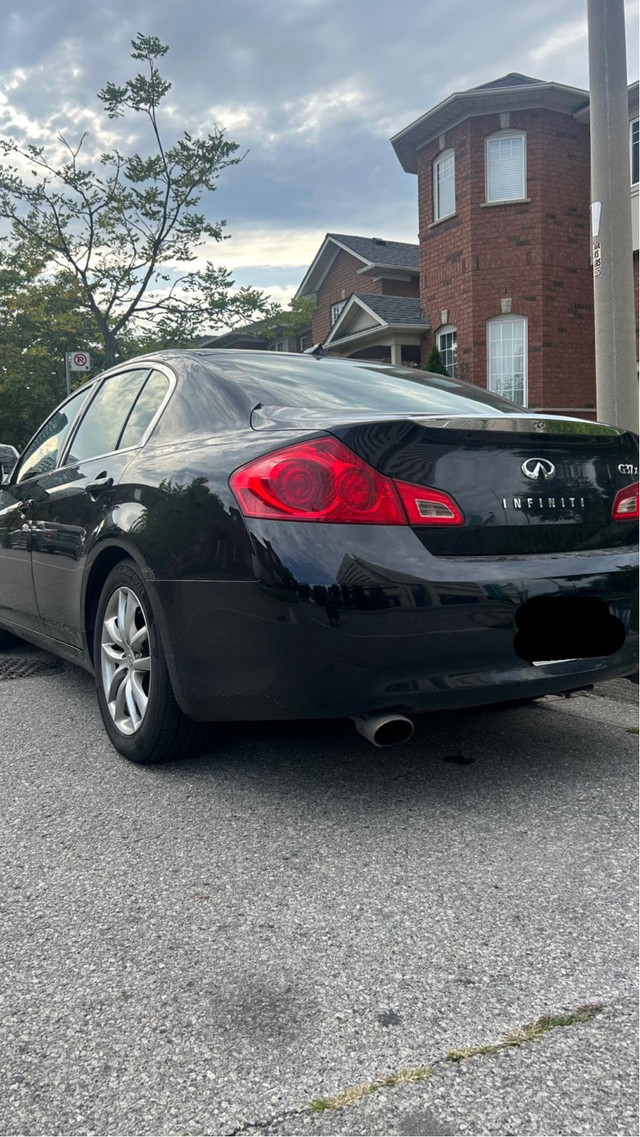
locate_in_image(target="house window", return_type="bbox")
[268,341,284,352]
[487,315,527,406]
[436,325,457,378]
[299,334,309,352]
[433,149,455,221]
[631,118,639,186]
[330,300,347,326]
[486,131,526,202]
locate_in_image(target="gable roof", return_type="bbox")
[471,73,545,91]
[349,293,425,323]
[327,233,420,269]
[391,74,589,174]
[295,232,419,298]
[324,292,428,348]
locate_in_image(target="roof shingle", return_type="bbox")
[327,233,419,270]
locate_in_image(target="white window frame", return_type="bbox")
[268,340,285,352]
[485,130,527,203]
[486,315,528,407]
[330,300,347,326]
[299,334,309,352]
[631,117,639,186]
[436,324,457,378]
[433,149,456,221]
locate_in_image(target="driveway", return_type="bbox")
[0,646,637,1136]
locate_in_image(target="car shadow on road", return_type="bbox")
[153,695,631,816]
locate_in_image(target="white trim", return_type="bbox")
[324,295,386,345]
[486,314,528,406]
[433,148,456,221]
[435,324,458,379]
[294,236,369,299]
[392,81,589,173]
[631,116,639,186]
[485,129,526,203]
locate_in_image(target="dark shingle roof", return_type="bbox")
[352,293,427,324]
[328,233,419,270]
[470,73,545,92]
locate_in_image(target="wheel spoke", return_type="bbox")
[132,655,151,672]
[104,615,124,647]
[125,591,139,644]
[106,662,128,704]
[130,671,149,718]
[117,590,128,642]
[102,640,126,664]
[124,675,139,727]
[114,673,128,723]
[130,624,148,653]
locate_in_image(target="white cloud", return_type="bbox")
[184,226,327,271]
[529,18,587,65]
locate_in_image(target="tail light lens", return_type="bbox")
[230,436,465,526]
[612,481,639,520]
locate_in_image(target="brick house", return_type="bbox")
[294,233,428,364]
[197,318,311,354]
[391,72,640,416]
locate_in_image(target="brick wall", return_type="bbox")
[417,108,595,413]
[380,277,420,297]
[311,247,419,342]
[312,249,383,343]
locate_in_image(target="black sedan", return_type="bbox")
[0,350,637,763]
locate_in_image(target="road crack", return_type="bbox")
[228,1001,603,1133]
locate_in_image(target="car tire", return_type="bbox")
[94,561,205,764]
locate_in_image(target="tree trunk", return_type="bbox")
[103,328,117,370]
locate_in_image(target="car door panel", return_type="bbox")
[31,453,137,648]
[0,480,41,632]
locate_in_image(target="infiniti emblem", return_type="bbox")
[521,457,556,480]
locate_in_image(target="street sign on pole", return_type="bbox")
[65,351,90,397]
[68,351,90,372]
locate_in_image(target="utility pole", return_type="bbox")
[587,0,638,431]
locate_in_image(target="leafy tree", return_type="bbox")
[0,33,275,369]
[423,343,449,376]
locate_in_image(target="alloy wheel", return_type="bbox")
[100,586,151,735]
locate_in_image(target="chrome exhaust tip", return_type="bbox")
[354,712,414,747]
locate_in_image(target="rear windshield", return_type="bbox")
[212,354,524,416]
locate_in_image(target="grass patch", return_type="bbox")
[446,1003,603,1063]
[626,726,639,734]
[310,1067,434,1112]
[309,1003,603,1113]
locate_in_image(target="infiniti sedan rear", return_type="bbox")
[0,350,636,763]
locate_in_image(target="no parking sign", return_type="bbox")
[67,351,90,372]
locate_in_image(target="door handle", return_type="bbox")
[85,475,114,501]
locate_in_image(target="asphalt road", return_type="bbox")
[0,646,637,1137]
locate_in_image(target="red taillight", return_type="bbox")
[229,436,465,526]
[394,479,465,525]
[612,481,639,520]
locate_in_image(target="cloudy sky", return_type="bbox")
[1,0,638,308]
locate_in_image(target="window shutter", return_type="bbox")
[486,134,525,202]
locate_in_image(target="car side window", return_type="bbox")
[65,369,149,466]
[118,370,171,450]
[16,386,92,483]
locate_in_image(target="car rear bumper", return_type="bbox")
[150,523,638,722]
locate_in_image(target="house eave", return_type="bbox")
[294,235,369,299]
[325,321,430,351]
[391,81,590,173]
